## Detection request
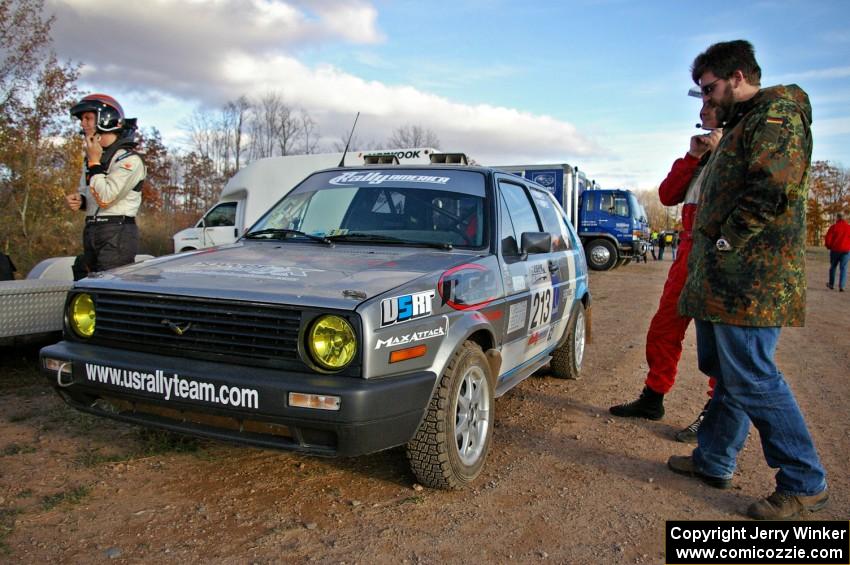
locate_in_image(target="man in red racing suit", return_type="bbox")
[609,102,721,442]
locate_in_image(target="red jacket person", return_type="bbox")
[610,101,721,442]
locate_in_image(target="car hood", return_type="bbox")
[77,242,476,310]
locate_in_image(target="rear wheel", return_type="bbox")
[406,341,494,489]
[585,239,618,271]
[551,302,586,379]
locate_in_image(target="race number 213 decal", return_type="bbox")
[529,287,552,330]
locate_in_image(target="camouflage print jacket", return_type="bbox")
[679,85,812,327]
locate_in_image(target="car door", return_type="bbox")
[201,201,239,247]
[530,187,580,346]
[494,177,555,381]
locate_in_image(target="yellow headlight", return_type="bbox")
[308,315,356,370]
[70,293,96,338]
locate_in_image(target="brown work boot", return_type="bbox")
[667,455,731,489]
[609,386,665,420]
[747,489,829,520]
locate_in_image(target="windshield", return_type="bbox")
[249,169,488,248]
[627,193,648,224]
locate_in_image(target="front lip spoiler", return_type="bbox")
[40,341,437,457]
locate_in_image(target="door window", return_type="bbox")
[599,194,629,217]
[499,181,540,240]
[204,202,237,227]
[530,189,570,251]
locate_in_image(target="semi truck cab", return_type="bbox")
[579,189,649,270]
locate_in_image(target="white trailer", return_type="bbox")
[172,148,439,252]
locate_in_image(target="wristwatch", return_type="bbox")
[715,238,733,252]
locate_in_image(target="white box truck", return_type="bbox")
[172,148,438,252]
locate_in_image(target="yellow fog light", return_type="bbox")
[307,315,356,370]
[69,293,96,337]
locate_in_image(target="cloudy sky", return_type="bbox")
[47,0,850,190]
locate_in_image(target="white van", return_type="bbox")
[172,148,438,252]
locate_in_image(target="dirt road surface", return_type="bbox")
[1,249,847,563]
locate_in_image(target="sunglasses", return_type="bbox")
[700,77,724,96]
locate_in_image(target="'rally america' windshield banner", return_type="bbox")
[291,169,487,198]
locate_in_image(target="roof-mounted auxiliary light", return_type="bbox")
[429,153,469,165]
[363,154,401,165]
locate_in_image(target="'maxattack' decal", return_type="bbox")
[375,317,448,349]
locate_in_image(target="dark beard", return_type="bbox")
[710,82,735,124]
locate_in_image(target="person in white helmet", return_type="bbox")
[66,93,146,280]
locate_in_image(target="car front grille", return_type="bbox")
[90,292,301,362]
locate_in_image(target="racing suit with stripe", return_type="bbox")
[644,152,716,396]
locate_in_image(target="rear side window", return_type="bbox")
[498,192,519,257]
[499,181,540,238]
[530,189,570,251]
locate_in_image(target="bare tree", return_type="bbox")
[247,92,281,160]
[183,108,225,172]
[275,103,302,157]
[300,111,319,154]
[387,124,440,149]
[331,132,378,152]
[808,160,850,244]
[222,95,249,173]
[634,188,674,232]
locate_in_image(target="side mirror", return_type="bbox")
[520,232,551,255]
[197,218,206,228]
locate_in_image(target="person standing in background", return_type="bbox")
[824,212,850,292]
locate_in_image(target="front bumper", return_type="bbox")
[40,341,436,457]
[618,240,648,256]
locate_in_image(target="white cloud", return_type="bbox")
[50,0,602,168]
[221,53,602,161]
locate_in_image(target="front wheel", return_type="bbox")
[406,341,494,489]
[585,239,618,271]
[550,302,586,379]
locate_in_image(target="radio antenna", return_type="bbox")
[338,112,361,167]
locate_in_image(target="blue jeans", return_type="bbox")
[829,250,849,290]
[692,320,827,496]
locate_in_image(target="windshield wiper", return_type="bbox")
[326,232,453,250]
[243,228,332,245]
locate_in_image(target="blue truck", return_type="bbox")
[493,164,650,270]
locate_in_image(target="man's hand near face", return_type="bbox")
[84,133,103,165]
[65,193,83,211]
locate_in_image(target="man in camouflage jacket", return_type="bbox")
[668,40,828,521]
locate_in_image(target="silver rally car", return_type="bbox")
[41,163,591,489]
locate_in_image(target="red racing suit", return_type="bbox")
[644,153,716,396]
